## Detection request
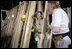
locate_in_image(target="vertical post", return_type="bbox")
[20,1,31,48]
[1,11,2,22]
[22,1,36,48]
[1,11,3,27]
[6,9,14,36]
[69,7,71,32]
[37,1,43,12]
[67,7,71,32]
[4,10,12,36]
[40,1,48,48]
[67,7,70,17]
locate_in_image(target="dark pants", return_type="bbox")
[51,32,71,48]
[29,32,37,48]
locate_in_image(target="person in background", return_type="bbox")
[33,11,50,48]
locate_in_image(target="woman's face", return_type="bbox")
[37,13,42,20]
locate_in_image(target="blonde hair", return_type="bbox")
[48,1,60,9]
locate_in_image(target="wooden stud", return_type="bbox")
[37,1,43,12]
[40,1,48,48]
[22,1,37,48]
[1,11,3,24]
[67,7,71,32]
[20,1,31,48]
[69,7,71,32]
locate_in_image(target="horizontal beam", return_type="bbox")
[1,9,8,12]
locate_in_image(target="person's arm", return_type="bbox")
[51,26,60,33]
[51,9,62,33]
[47,22,51,33]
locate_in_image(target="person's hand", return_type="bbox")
[51,26,60,33]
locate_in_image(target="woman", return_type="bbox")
[48,1,71,48]
[33,11,50,48]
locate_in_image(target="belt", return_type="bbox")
[53,32,69,38]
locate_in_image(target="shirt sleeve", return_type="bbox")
[46,22,51,32]
[51,9,62,27]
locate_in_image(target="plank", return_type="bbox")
[22,1,37,48]
[37,1,43,12]
[20,1,31,48]
[40,1,48,48]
